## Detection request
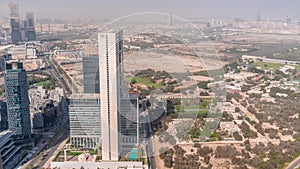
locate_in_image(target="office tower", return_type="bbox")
[69,94,101,149]
[4,61,31,138]
[25,12,36,41]
[9,2,22,43]
[83,55,100,94]
[98,30,123,161]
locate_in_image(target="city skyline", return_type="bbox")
[0,0,300,20]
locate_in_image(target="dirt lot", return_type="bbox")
[124,50,227,73]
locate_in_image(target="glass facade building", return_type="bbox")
[4,61,31,138]
[69,94,101,149]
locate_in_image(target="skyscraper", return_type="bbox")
[9,2,22,44]
[25,12,36,41]
[83,54,100,94]
[99,30,123,161]
[5,60,31,138]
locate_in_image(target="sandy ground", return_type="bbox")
[224,33,300,43]
[124,51,226,73]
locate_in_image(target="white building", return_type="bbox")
[25,43,37,59]
[99,30,123,161]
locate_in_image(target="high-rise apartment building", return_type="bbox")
[4,60,31,138]
[99,30,124,161]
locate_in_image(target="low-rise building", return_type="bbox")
[219,122,240,136]
[29,86,66,133]
[0,130,22,168]
[217,102,235,113]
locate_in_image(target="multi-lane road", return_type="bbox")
[43,56,72,97]
[286,156,300,169]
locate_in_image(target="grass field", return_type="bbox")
[125,77,162,89]
[255,62,300,71]
[255,62,282,70]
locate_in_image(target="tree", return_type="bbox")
[197,81,210,89]
[203,155,210,164]
[233,132,243,141]
[241,85,251,92]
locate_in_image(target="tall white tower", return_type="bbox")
[98,30,123,161]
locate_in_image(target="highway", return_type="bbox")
[43,55,72,97]
[286,156,300,169]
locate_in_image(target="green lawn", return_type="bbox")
[68,151,83,156]
[255,62,282,70]
[126,76,162,89]
[182,100,211,110]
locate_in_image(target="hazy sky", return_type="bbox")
[0,0,299,20]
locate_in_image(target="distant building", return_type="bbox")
[69,94,101,149]
[5,60,31,138]
[0,54,12,73]
[25,12,36,41]
[19,20,27,41]
[25,43,37,59]
[82,55,100,94]
[257,11,261,22]
[9,2,22,44]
